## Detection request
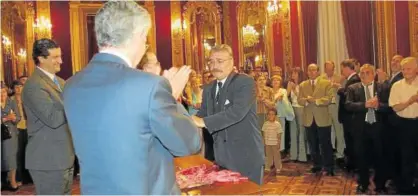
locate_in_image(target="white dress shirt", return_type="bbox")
[389,77,418,118]
[37,67,55,81]
[362,82,375,121]
[215,77,227,95]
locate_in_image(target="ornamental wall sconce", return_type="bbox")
[33,16,52,39]
[2,35,12,59]
[17,48,27,63]
[172,18,187,39]
[267,0,289,22]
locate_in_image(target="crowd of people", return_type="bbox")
[1,1,417,195]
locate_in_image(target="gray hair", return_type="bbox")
[95,1,151,48]
[401,57,418,67]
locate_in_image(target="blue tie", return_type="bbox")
[53,77,61,90]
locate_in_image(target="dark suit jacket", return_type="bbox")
[197,72,264,184]
[389,72,404,88]
[344,82,390,136]
[337,74,361,123]
[22,68,74,171]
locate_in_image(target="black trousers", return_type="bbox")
[353,123,386,189]
[306,120,333,170]
[16,129,32,184]
[342,120,355,169]
[398,118,418,193]
[382,119,401,183]
[202,128,215,161]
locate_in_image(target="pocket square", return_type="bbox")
[225,99,230,105]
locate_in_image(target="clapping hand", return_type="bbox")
[163,66,192,99]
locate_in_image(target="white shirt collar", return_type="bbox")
[347,72,356,81]
[37,67,55,81]
[217,77,227,86]
[100,49,132,67]
[362,81,374,87]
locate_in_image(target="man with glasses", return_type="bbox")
[345,64,389,194]
[192,44,264,185]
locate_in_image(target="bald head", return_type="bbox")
[307,63,319,80]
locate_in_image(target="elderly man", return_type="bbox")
[345,64,389,194]
[63,2,201,195]
[299,64,334,176]
[319,61,345,166]
[192,44,264,184]
[389,57,418,194]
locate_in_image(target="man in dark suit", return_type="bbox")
[337,59,361,172]
[63,2,201,195]
[345,64,389,194]
[192,44,264,185]
[22,39,75,195]
[384,55,404,187]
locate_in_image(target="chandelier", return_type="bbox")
[242,25,260,48]
[18,48,27,62]
[33,16,52,39]
[2,35,12,59]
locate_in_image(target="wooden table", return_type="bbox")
[174,155,267,195]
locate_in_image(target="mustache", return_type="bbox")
[211,69,223,73]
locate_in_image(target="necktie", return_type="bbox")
[365,84,376,124]
[311,80,315,91]
[53,77,61,90]
[215,82,222,104]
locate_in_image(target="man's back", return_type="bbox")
[63,53,201,194]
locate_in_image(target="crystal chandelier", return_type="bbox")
[2,35,12,59]
[242,25,260,48]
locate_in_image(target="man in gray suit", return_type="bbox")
[192,44,264,185]
[22,39,75,195]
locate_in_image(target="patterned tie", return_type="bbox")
[365,84,376,124]
[53,77,61,91]
[215,82,222,104]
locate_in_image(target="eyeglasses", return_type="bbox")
[207,58,232,66]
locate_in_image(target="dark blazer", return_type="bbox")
[197,72,264,184]
[337,74,361,123]
[22,68,74,171]
[344,82,390,136]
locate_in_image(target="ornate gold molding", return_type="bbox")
[25,2,35,75]
[297,0,306,71]
[282,2,292,74]
[222,1,232,46]
[36,0,52,39]
[237,1,274,72]
[170,1,184,68]
[410,1,418,58]
[69,2,157,74]
[182,1,222,72]
[144,1,157,55]
[69,2,102,73]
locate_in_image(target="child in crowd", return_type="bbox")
[262,108,283,174]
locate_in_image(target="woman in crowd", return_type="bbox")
[287,68,307,162]
[1,84,21,191]
[187,77,203,115]
[265,75,294,152]
[255,74,273,128]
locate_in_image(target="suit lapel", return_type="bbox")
[218,72,236,111]
[208,82,217,115]
[35,68,62,93]
[360,85,366,102]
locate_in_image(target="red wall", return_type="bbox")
[290,1,301,68]
[154,1,172,70]
[50,1,72,80]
